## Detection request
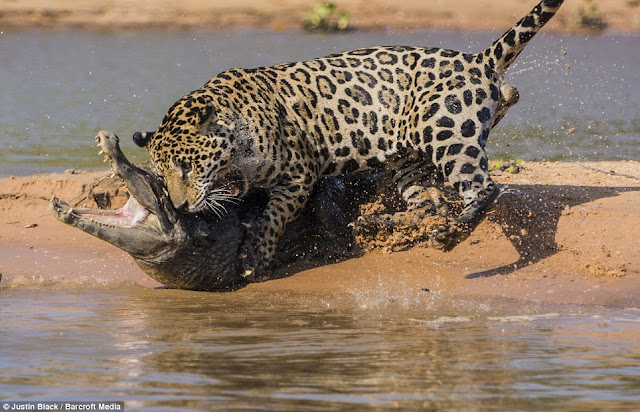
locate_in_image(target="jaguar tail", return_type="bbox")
[487,0,564,74]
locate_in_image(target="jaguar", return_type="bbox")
[133,0,564,279]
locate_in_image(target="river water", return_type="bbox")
[1,29,640,409]
[1,285,639,410]
[0,29,639,176]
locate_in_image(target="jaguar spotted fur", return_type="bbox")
[134,0,564,279]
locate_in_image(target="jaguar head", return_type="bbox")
[134,91,247,216]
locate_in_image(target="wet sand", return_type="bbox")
[1,0,639,33]
[1,161,639,307]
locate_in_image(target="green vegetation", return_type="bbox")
[577,2,608,31]
[490,158,526,174]
[303,3,352,32]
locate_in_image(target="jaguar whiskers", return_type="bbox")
[205,188,239,219]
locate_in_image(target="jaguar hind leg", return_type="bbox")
[357,82,516,252]
[431,139,500,251]
[430,85,516,248]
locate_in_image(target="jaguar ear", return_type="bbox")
[198,102,216,126]
[133,131,155,148]
[199,103,236,132]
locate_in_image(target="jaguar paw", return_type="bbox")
[429,222,471,252]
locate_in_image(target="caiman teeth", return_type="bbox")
[51,197,80,218]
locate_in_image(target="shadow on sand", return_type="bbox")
[467,184,639,279]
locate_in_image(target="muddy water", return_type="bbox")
[1,284,639,410]
[1,30,639,176]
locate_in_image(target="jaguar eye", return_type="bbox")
[180,162,193,178]
[174,158,193,179]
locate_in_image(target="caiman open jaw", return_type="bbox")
[51,196,150,229]
[49,130,181,259]
[49,192,174,260]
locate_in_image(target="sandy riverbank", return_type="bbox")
[0,0,639,33]
[1,161,638,307]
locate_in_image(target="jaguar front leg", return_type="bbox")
[240,178,316,281]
